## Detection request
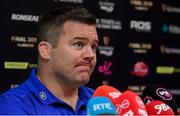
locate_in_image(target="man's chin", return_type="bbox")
[78,76,90,86]
[79,77,89,85]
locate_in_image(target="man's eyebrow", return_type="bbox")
[74,37,99,44]
[74,37,88,40]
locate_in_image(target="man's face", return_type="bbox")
[50,21,98,87]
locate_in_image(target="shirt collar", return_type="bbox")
[26,68,64,105]
[76,87,94,110]
[25,68,93,106]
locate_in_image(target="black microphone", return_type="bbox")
[141,85,178,115]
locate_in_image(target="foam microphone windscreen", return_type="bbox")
[145,100,174,115]
[93,85,122,111]
[141,85,178,114]
[117,90,148,115]
[86,96,117,115]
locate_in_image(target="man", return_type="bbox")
[0,5,98,115]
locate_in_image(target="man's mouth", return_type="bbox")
[75,62,92,72]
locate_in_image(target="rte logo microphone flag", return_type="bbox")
[86,96,117,115]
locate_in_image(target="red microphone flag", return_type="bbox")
[145,100,174,115]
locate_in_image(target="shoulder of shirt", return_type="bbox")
[0,83,31,104]
[0,83,34,114]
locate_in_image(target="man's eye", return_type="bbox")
[92,44,98,52]
[73,42,83,49]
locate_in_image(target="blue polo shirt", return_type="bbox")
[0,68,94,115]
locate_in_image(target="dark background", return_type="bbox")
[0,0,180,110]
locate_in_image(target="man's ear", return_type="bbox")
[38,41,52,60]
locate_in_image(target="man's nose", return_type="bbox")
[83,46,96,61]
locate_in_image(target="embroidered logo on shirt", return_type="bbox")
[39,91,47,100]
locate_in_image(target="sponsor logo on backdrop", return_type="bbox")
[160,45,180,55]
[98,0,115,13]
[4,62,37,69]
[10,84,19,89]
[129,42,152,54]
[169,89,180,95]
[162,24,180,35]
[131,61,149,77]
[53,0,83,3]
[128,85,146,95]
[11,13,39,22]
[156,66,180,74]
[162,3,180,14]
[130,20,151,33]
[98,36,114,57]
[98,61,112,75]
[130,0,153,11]
[11,36,37,48]
[96,18,122,30]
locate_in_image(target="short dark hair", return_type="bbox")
[37,5,96,47]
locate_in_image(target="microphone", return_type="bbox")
[117,90,148,115]
[86,96,117,115]
[145,100,174,115]
[141,85,178,114]
[92,85,122,111]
